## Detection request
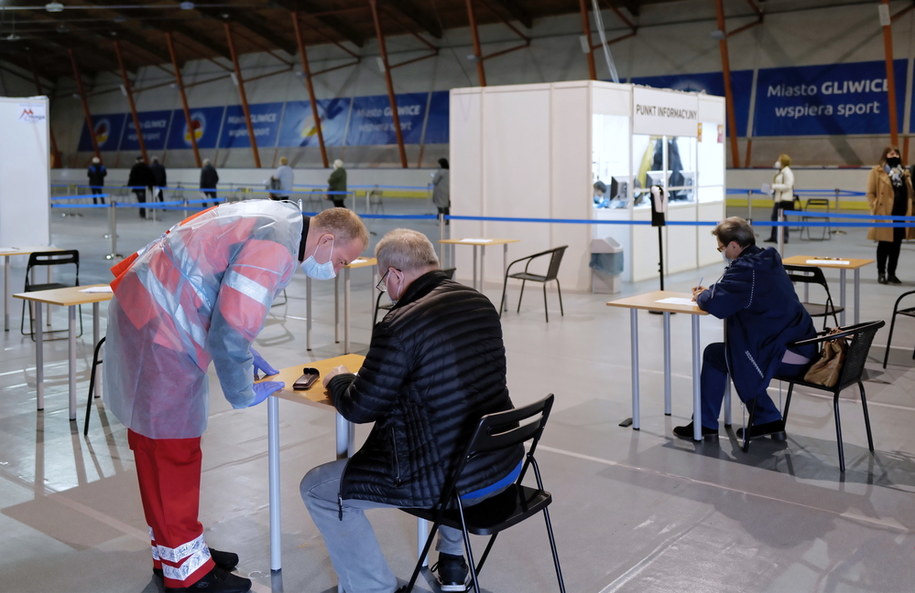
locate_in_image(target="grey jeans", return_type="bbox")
[300,459,465,593]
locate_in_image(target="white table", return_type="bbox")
[306,257,377,353]
[781,255,874,325]
[439,238,518,291]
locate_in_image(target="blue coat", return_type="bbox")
[696,246,817,400]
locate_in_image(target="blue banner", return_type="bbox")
[218,102,283,149]
[78,113,127,152]
[277,98,351,147]
[753,60,907,136]
[346,93,428,145]
[423,90,449,144]
[629,71,752,137]
[121,110,173,152]
[166,106,224,150]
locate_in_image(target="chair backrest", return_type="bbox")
[543,246,568,281]
[806,198,830,211]
[835,320,885,390]
[442,394,555,503]
[25,250,80,288]
[783,264,834,305]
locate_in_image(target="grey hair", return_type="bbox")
[713,216,756,248]
[375,228,440,272]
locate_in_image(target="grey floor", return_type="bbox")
[2,201,915,593]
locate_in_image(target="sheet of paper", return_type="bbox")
[655,297,697,307]
[80,286,113,293]
[806,259,849,265]
[350,258,370,265]
[460,238,493,243]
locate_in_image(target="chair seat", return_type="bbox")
[896,307,915,318]
[802,303,845,318]
[404,484,552,536]
[508,272,549,282]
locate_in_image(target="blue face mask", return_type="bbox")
[300,238,336,280]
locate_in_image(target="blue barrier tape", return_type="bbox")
[51,193,109,200]
[50,202,108,208]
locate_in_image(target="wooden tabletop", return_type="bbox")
[781,255,875,270]
[345,257,377,270]
[13,284,113,306]
[266,353,365,410]
[0,246,65,257]
[606,290,708,315]
[439,238,520,246]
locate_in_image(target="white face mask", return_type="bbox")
[774,160,782,169]
[722,252,733,266]
[300,237,336,280]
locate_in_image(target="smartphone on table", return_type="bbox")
[293,367,320,390]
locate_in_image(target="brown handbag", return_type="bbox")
[803,329,848,387]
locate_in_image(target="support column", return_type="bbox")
[68,49,100,158]
[465,0,487,86]
[578,0,597,80]
[714,0,741,168]
[291,11,329,168]
[113,39,148,162]
[29,55,61,168]
[165,32,202,167]
[369,0,408,168]
[879,0,900,147]
[224,21,262,168]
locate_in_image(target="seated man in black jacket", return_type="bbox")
[300,228,522,593]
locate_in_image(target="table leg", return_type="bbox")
[629,309,640,431]
[838,269,847,326]
[852,269,860,324]
[68,305,77,421]
[268,396,282,572]
[3,255,9,331]
[344,268,351,353]
[480,246,486,292]
[663,312,671,415]
[306,277,312,351]
[418,519,429,566]
[691,315,702,442]
[472,246,479,291]
[334,276,340,344]
[35,301,44,411]
[335,412,351,459]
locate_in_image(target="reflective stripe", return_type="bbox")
[223,268,272,308]
[137,266,207,354]
[148,526,160,561]
[155,532,207,563]
[161,546,212,583]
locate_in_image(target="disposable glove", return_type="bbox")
[250,381,285,407]
[251,347,279,379]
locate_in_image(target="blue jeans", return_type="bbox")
[300,459,466,593]
[699,342,807,430]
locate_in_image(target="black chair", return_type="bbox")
[883,290,915,368]
[373,268,455,324]
[499,246,567,323]
[783,264,844,330]
[20,249,82,340]
[745,320,885,472]
[401,394,565,593]
[84,337,106,436]
[802,197,831,240]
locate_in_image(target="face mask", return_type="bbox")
[300,238,336,280]
[722,252,733,266]
[887,157,901,168]
[773,161,782,169]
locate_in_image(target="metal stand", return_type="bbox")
[104,202,124,260]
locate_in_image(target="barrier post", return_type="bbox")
[105,202,123,260]
[746,189,753,222]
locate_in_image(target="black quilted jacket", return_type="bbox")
[327,270,522,507]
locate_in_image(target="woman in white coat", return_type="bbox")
[765,153,795,243]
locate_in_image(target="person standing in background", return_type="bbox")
[127,156,153,219]
[327,158,347,208]
[150,156,167,203]
[87,156,107,205]
[270,156,294,201]
[200,158,219,208]
[432,157,450,224]
[866,146,914,284]
[764,154,794,244]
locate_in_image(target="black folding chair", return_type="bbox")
[20,250,82,340]
[783,264,844,330]
[745,321,885,472]
[499,246,567,323]
[401,394,565,593]
[883,290,915,368]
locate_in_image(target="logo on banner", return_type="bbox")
[184,112,206,145]
[94,118,111,146]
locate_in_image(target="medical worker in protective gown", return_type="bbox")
[104,201,368,593]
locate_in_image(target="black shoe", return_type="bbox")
[672,422,718,440]
[736,420,787,441]
[888,275,902,285]
[164,567,251,593]
[432,553,469,592]
[154,548,239,579]
[879,273,888,284]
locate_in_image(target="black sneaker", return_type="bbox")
[164,567,251,593]
[736,420,787,441]
[154,548,239,579]
[672,422,718,441]
[888,275,902,285]
[432,553,469,592]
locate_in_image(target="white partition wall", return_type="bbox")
[0,96,51,248]
[450,81,725,291]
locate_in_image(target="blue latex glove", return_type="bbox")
[250,381,285,407]
[251,347,279,379]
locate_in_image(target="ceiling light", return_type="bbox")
[45,2,64,13]
[179,1,195,9]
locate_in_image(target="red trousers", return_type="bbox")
[128,429,215,588]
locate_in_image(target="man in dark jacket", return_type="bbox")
[200,158,219,207]
[87,156,107,204]
[127,156,153,219]
[674,217,817,441]
[149,156,167,202]
[300,228,521,593]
